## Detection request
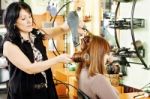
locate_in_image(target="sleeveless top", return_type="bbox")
[6,29,58,99]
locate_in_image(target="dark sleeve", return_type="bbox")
[90,75,119,99]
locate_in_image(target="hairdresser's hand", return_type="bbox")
[79,20,85,28]
[61,21,86,36]
[57,54,72,63]
[78,27,87,36]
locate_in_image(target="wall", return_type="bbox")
[83,0,101,36]
[25,0,49,15]
[119,0,150,89]
[1,0,19,10]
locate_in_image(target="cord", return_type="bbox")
[53,77,90,99]
[114,2,120,49]
[53,77,78,91]
[133,82,150,98]
[38,28,59,56]
[51,1,72,56]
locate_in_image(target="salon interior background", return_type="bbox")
[102,0,150,90]
[0,0,150,91]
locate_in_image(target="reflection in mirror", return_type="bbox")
[101,0,116,48]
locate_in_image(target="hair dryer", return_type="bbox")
[67,11,80,47]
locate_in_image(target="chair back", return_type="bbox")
[77,89,90,99]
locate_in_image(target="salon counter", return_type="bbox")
[120,92,150,99]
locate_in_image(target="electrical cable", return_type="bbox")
[52,1,72,27]
[50,1,92,56]
[141,83,150,90]
[53,77,90,99]
[130,0,149,69]
[114,2,120,48]
[52,38,60,56]
[114,2,129,76]
[133,82,150,98]
[51,1,72,56]
[53,77,78,92]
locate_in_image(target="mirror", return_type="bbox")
[101,0,116,48]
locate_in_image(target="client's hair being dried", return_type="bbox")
[73,35,110,78]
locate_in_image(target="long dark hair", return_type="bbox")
[3,2,34,44]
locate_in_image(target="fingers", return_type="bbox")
[78,28,87,36]
[64,55,73,64]
[57,54,72,63]
[79,20,85,28]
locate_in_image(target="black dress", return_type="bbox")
[5,29,58,99]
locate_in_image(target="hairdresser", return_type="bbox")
[3,1,85,99]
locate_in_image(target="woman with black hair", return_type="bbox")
[2,1,84,99]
